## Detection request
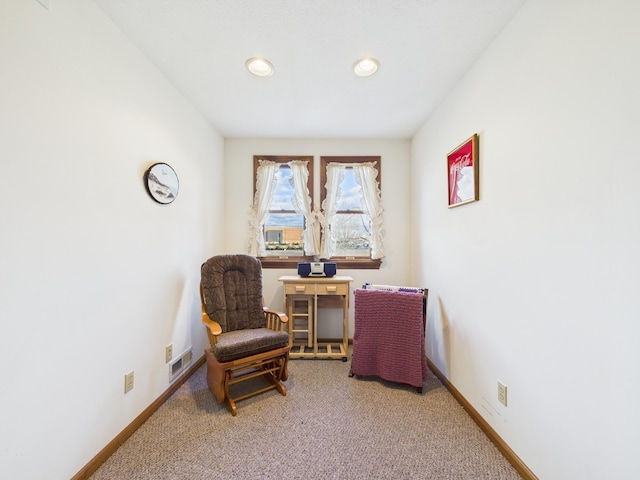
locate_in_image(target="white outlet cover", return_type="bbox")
[498,382,507,406]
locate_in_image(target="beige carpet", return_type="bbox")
[90,355,521,479]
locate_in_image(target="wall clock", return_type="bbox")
[144,162,179,204]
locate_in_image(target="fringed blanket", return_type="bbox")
[351,288,427,388]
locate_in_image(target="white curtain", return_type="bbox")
[320,163,346,259]
[289,160,319,256]
[251,159,384,260]
[248,160,279,256]
[353,162,385,259]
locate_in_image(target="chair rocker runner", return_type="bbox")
[200,254,290,415]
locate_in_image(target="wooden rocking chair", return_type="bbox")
[200,254,290,415]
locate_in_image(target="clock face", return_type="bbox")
[145,163,179,204]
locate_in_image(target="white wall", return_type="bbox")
[411,0,640,478]
[224,138,412,337]
[5,1,638,478]
[0,1,224,478]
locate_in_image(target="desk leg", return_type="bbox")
[342,294,349,361]
[313,294,318,355]
[307,296,313,348]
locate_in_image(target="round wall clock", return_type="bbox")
[144,162,179,204]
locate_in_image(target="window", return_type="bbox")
[250,155,384,270]
[263,165,304,256]
[320,157,383,269]
[250,156,315,268]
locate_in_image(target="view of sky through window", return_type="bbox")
[337,168,362,210]
[265,166,302,227]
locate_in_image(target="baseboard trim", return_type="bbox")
[72,354,206,480]
[426,358,538,480]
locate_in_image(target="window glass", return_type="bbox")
[263,165,305,256]
[332,168,370,257]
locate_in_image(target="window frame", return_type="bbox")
[253,155,315,269]
[320,156,382,270]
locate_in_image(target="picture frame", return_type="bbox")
[144,162,179,204]
[447,134,479,208]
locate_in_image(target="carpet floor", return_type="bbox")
[90,355,522,479]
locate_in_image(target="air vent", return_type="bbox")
[169,347,193,382]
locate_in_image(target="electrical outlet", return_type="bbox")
[166,344,173,363]
[498,381,507,406]
[124,371,134,393]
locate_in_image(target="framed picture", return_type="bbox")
[447,134,479,208]
[144,162,179,204]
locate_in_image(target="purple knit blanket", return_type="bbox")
[351,288,427,388]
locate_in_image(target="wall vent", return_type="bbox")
[169,347,193,383]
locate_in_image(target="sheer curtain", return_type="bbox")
[289,160,319,256]
[353,162,385,259]
[320,163,346,259]
[248,160,279,256]
[249,160,317,257]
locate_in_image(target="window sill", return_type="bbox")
[331,258,382,269]
[259,257,381,270]
[259,257,313,269]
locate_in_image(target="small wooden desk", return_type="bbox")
[279,275,352,360]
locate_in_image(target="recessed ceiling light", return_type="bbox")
[245,57,274,77]
[353,57,379,77]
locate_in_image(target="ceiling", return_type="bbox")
[93,0,525,139]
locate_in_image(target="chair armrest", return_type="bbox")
[264,307,289,332]
[202,307,222,347]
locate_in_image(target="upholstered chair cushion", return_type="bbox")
[201,254,266,332]
[213,328,290,362]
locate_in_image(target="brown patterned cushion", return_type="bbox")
[201,254,265,332]
[213,328,289,362]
